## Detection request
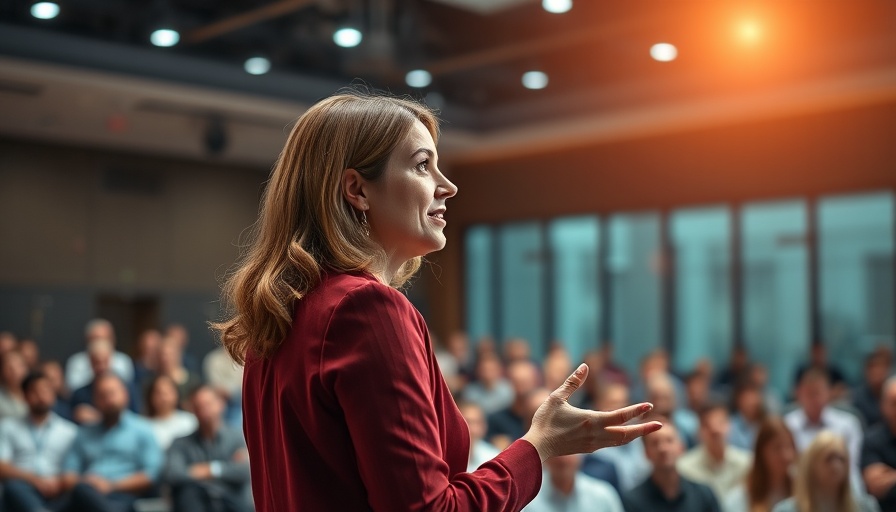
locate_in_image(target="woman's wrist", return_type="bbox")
[521,432,550,464]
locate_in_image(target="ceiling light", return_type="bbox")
[244,57,271,75]
[542,0,572,14]
[737,20,763,44]
[405,69,432,88]
[30,2,59,20]
[333,27,362,48]
[150,28,180,48]
[650,42,677,62]
[522,71,548,90]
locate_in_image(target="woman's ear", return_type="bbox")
[342,168,368,211]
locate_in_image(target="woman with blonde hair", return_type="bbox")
[771,431,879,512]
[723,417,796,512]
[212,91,661,511]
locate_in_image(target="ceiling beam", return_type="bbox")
[185,0,316,45]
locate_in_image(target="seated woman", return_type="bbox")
[771,431,880,512]
[724,417,796,512]
[144,374,197,451]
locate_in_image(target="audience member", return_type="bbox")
[488,360,542,446]
[524,454,624,512]
[728,383,766,451]
[747,363,782,416]
[714,346,750,397]
[60,372,163,512]
[0,349,28,420]
[458,401,500,472]
[599,343,631,386]
[18,338,40,370]
[793,343,848,401]
[503,338,532,365]
[40,360,72,421]
[0,371,78,512]
[163,385,252,512]
[64,319,135,390]
[461,352,513,415]
[772,431,879,512]
[0,331,17,355]
[584,381,651,493]
[678,401,752,502]
[164,324,200,376]
[133,328,162,390]
[202,346,244,427]
[685,369,715,415]
[723,417,796,512]
[631,350,686,406]
[861,375,896,510]
[155,338,202,404]
[784,367,864,492]
[647,372,699,448]
[144,374,198,451]
[435,331,473,395]
[621,418,721,512]
[70,339,140,424]
[853,351,890,430]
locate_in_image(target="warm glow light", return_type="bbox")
[405,69,432,88]
[150,28,180,47]
[244,57,271,75]
[522,71,549,90]
[650,43,677,62]
[542,0,572,14]
[30,2,59,20]
[738,20,763,44]
[333,27,362,48]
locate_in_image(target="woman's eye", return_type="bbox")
[415,160,429,173]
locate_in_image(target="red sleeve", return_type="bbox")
[321,281,542,512]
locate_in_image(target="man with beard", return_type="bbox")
[59,372,162,512]
[0,371,78,511]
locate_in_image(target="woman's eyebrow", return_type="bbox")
[411,148,434,159]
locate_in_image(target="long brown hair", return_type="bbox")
[747,417,795,512]
[213,92,439,364]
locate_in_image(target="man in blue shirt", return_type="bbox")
[60,371,162,512]
[0,370,78,512]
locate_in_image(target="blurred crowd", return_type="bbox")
[0,320,249,512]
[4,317,896,512]
[438,332,896,512]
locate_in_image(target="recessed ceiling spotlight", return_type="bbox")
[150,28,180,47]
[30,2,60,20]
[522,70,549,90]
[542,0,572,14]
[333,27,362,48]
[405,69,432,88]
[650,42,677,62]
[244,57,271,75]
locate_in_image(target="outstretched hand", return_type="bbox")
[522,363,663,463]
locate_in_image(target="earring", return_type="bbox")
[360,210,370,237]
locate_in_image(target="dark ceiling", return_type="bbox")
[1,0,895,131]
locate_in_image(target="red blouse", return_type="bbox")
[242,271,542,511]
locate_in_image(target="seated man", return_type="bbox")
[676,401,752,502]
[524,454,623,512]
[163,385,252,512]
[862,375,896,510]
[0,371,78,512]
[70,339,140,424]
[60,372,162,512]
[622,418,720,512]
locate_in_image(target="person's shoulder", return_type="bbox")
[576,472,619,498]
[50,413,78,434]
[858,492,882,512]
[865,422,891,445]
[771,496,797,512]
[680,476,716,501]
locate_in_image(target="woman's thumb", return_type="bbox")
[551,363,589,402]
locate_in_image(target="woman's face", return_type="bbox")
[365,120,457,264]
[762,433,796,475]
[812,447,848,489]
[150,378,179,414]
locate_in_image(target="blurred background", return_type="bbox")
[0,0,895,506]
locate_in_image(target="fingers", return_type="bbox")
[603,402,654,425]
[605,421,663,446]
[551,363,589,403]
